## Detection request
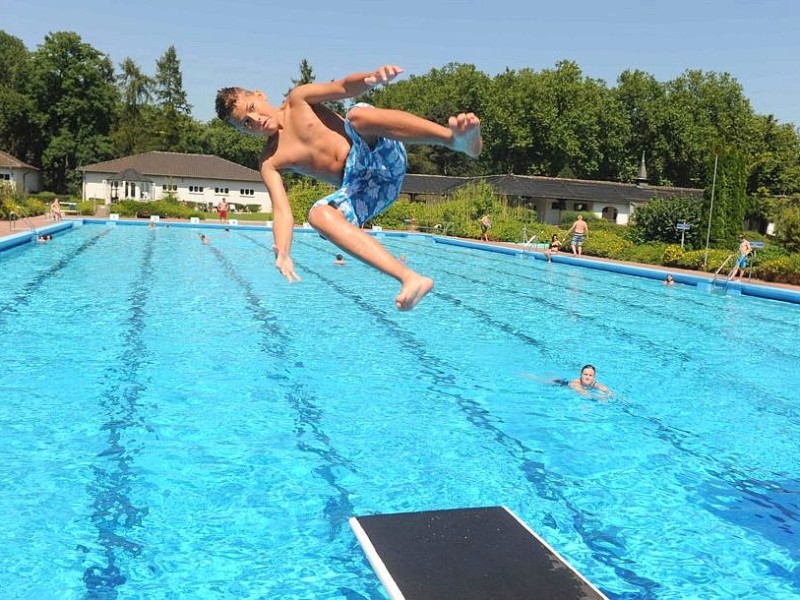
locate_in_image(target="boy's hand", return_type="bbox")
[273,247,302,283]
[364,65,403,87]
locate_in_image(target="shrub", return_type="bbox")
[661,244,684,266]
[582,229,633,258]
[78,200,96,216]
[757,254,800,285]
[286,179,335,223]
[672,248,731,272]
[619,242,668,265]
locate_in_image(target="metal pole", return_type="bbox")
[703,154,719,269]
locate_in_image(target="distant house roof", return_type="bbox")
[402,174,472,195]
[108,168,153,183]
[78,151,262,182]
[0,150,38,170]
[401,173,703,203]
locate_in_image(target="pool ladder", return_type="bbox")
[8,207,39,236]
[520,227,538,251]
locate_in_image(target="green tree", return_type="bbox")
[774,204,800,253]
[0,31,39,162]
[153,45,192,151]
[113,57,155,155]
[286,58,315,96]
[658,70,754,188]
[704,150,748,250]
[198,119,264,170]
[25,31,118,192]
[628,196,704,247]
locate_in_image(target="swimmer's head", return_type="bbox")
[579,364,596,386]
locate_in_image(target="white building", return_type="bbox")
[0,151,42,194]
[78,151,271,212]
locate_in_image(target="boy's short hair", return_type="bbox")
[215,87,246,123]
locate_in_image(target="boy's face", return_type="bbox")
[229,90,278,137]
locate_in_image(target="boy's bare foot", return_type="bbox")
[395,274,434,311]
[448,113,482,158]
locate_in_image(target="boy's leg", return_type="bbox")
[347,106,482,158]
[308,204,434,311]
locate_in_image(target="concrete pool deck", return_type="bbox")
[3,215,799,301]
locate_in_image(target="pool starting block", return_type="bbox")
[350,506,608,600]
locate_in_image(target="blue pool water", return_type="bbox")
[1,223,799,599]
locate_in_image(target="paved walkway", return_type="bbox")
[2,215,798,293]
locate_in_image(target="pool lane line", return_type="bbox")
[387,239,800,415]
[0,228,111,328]
[206,241,364,551]
[266,236,796,595]
[283,243,656,597]
[81,232,156,596]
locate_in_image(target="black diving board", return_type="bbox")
[350,506,608,600]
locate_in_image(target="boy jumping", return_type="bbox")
[215,64,481,310]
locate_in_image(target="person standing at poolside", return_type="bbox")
[218,198,229,224]
[728,234,753,282]
[565,214,588,256]
[480,214,492,241]
[51,198,63,222]
[215,64,482,311]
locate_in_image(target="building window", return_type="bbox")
[240,189,254,196]
[163,184,177,192]
[214,187,229,194]
[0,174,10,181]
[573,203,588,211]
[189,185,204,193]
[602,206,618,223]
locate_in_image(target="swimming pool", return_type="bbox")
[1,222,798,599]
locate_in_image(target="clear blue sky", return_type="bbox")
[4,0,799,128]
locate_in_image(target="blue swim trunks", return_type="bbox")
[311,104,408,226]
[572,233,585,246]
[736,254,748,268]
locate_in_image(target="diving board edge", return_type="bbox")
[350,505,608,600]
[349,516,406,599]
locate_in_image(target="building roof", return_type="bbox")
[401,173,703,203]
[402,174,472,195]
[78,151,262,182]
[108,168,153,183]
[0,150,38,170]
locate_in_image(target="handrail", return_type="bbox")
[8,206,39,235]
[712,253,735,285]
[520,226,538,249]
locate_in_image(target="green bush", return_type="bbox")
[661,244,684,265]
[286,179,335,223]
[582,229,633,258]
[113,199,205,220]
[757,254,800,285]
[78,200,96,216]
[619,242,669,265]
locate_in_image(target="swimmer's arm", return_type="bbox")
[595,382,615,397]
[290,65,403,104]
[568,380,590,397]
[262,166,301,283]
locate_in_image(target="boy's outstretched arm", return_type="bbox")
[262,167,301,283]
[289,65,403,105]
